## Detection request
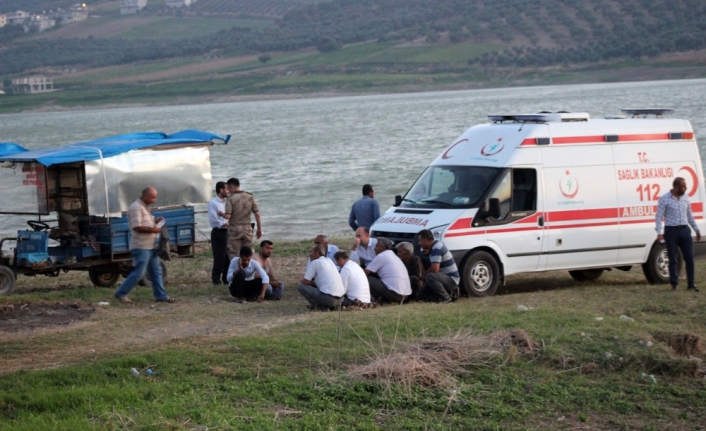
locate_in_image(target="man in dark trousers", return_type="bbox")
[208,181,229,285]
[416,229,460,303]
[349,184,380,231]
[220,178,263,259]
[655,176,701,291]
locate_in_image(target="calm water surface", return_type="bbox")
[2,79,706,243]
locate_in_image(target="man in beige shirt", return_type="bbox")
[220,178,263,259]
[252,240,283,299]
[114,187,174,303]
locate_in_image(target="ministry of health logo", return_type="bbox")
[480,138,504,156]
[559,170,579,199]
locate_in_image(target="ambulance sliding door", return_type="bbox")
[542,145,620,270]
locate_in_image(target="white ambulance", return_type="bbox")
[371,109,706,296]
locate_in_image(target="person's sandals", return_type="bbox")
[156,297,176,303]
[115,296,133,303]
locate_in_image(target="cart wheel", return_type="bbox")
[89,268,120,288]
[0,265,16,295]
[144,258,168,286]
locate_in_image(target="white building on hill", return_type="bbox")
[165,0,199,7]
[5,11,31,25]
[11,77,54,94]
[120,0,147,15]
[60,4,89,23]
[0,14,7,28]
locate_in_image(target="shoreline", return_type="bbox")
[6,64,706,115]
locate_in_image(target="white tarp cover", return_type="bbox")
[85,146,212,216]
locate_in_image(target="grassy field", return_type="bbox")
[1,239,705,430]
[115,17,246,40]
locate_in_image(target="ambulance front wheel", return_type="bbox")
[462,251,500,297]
[642,242,682,284]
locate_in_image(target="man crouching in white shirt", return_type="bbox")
[364,238,412,304]
[227,246,269,303]
[334,250,371,307]
[298,245,345,310]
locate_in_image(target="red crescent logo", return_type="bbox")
[441,139,468,160]
[677,166,699,198]
[559,177,579,199]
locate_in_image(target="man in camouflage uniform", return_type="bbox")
[220,178,263,259]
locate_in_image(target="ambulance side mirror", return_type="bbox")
[486,198,501,219]
[394,195,402,206]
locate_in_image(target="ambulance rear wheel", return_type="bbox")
[462,251,500,297]
[0,265,16,295]
[568,269,604,282]
[642,242,682,284]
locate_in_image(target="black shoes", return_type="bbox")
[672,284,699,292]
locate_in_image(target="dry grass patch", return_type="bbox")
[348,329,536,391]
[655,332,704,357]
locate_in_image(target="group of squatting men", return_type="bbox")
[208,179,461,309]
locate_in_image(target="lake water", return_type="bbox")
[2,79,706,244]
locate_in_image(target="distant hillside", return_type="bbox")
[1,0,705,76]
[191,0,323,18]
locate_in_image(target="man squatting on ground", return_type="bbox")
[314,234,339,264]
[227,246,269,302]
[395,241,424,298]
[364,238,412,304]
[655,176,701,291]
[350,227,377,267]
[334,250,371,307]
[252,240,284,300]
[417,229,460,303]
[208,181,230,285]
[349,183,380,231]
[220,178,263,259]
[298,245,345,310]
[115,187,174,303]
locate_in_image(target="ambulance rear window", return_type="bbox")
[401,166,500,209]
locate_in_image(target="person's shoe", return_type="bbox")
[671,284,678,291]
[440,296,453,304]
[156,297,175,303]
[115,295,132,303]
[687,286,700,292]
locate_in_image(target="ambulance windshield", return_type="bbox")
[401,166,500,209]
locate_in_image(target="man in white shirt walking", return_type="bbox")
[114,187,173,303]
[364,238,411,304]
[334,250,371,307]
[298,245,345,310]
[208,181,230,285]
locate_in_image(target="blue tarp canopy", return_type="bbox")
[0,143,29,158]
[0,129,229,167]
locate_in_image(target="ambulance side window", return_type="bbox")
[511,169,536,213]
[487,168,536,223]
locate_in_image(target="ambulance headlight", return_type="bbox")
[430,225,449,241]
